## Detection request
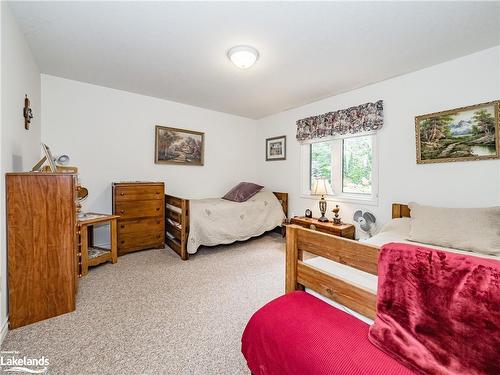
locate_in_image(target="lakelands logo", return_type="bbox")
[0,351,49,373]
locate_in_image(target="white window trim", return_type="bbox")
[299,132,379,206]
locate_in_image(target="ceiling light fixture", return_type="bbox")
[227,45,259,69]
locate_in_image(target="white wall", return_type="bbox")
[42,75,257,232]
[254,46,500,230]
[0,3,42,337]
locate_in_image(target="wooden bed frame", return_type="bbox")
[165,192,288,260]
[285,203,410,320]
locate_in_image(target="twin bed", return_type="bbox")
[243,203,500,375]
[164,191,287,260]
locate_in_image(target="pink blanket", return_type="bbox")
[369,243,500,375]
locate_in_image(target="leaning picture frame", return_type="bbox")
[415,100,500,164]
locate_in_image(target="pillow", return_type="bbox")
[408,202,500,255]
[222,182,264,202]
[379,217,411,236]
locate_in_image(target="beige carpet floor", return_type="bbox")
[2,233,285,375]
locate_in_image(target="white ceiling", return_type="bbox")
[8,1,500,119]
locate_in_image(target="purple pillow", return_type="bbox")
[222,182,264,202]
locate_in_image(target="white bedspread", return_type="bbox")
[187,191,285,254]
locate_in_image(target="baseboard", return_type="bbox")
[0,318,9,346]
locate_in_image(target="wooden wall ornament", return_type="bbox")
[23,95,33,130]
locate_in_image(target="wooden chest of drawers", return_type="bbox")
[112,182,165,255]
[7,173,78,329]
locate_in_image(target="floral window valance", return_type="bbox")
[296,100,384,142]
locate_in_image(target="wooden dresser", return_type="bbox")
[7,173,78,329]
[112,182,165,255]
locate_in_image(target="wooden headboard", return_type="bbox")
[273,192,288,219]
[392,203,410,219]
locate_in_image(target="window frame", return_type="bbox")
[300,132,379,206]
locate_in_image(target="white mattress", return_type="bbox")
[304,218,499,323]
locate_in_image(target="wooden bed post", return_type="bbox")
[285,225,299,293]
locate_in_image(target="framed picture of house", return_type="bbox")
[415,100,499,164]
[266,135,286,161]
[155,125,204,166]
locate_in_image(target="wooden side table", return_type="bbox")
[78,213,119,277]
[289,216,355,239]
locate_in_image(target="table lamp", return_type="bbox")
[312,178,332,222]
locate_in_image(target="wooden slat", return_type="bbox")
[392,203,411,219]
[166,195,184,208]
[295,226,379,275]
[166,237,182,256]
[167,210,181,223]
[297,261,377,320]
[167,225,182,241]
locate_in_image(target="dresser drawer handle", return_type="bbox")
[157,235,161,239]
[120,240,125,244]
[120,192,125,196]
[120,210,124,214]
[309,224,317,231]
[120,225,125,229]
[156,208,160,211]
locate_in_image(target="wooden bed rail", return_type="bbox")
[165,195,189,260]
[285,224,380,320]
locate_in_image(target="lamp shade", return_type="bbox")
[312,178,332,196]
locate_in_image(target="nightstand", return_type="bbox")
[289,216,355,239]
[78,213,119,277]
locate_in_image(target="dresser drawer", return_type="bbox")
[118,231,164,250]
[115,200,163,219]
[114,185,163,202]
[118,217,163,235]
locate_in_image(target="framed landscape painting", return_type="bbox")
[155,125,204,166]
[266,135,286,161]
[415,100,499,164]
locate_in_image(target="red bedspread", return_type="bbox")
[242,291,415,375]
[369,243,500,375]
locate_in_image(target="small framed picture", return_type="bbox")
[266,135,286,161]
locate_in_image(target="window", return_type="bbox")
[310,141,333,189]
[301,134,378,204]
[342,136,373,195]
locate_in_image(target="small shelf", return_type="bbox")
[88,246,110,260]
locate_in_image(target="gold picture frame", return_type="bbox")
[155,125,204,166]
[415,100,499,164]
